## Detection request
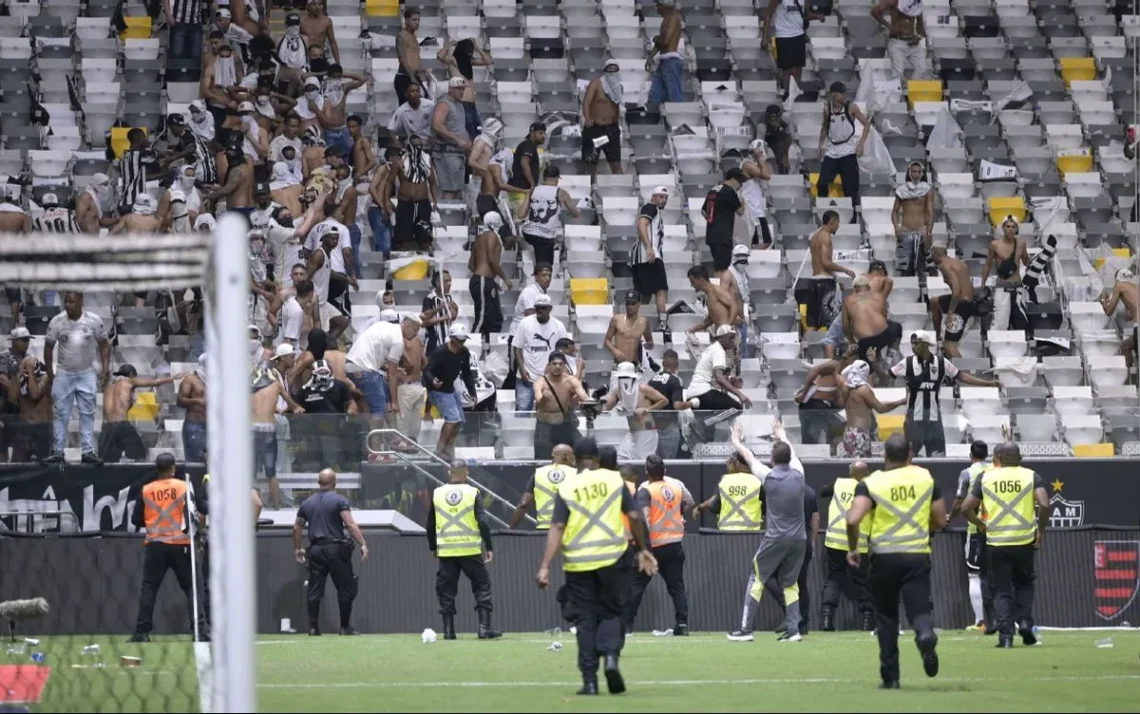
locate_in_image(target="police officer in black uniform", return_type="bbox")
[293,468,369,636]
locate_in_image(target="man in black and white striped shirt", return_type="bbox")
[119,129,160,214]
[631,186,670,331]
[889,330,998,457]
[165,0,205,63]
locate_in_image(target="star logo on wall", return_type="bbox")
[1051,479,1064,493]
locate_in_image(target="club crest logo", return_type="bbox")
[1048,479,1084,529]
[548,469,565,484]
[1094,540,1140,621]
[446,489,463,506]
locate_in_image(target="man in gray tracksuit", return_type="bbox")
[725,419,808,643]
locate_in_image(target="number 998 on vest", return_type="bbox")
[727,485,749,498]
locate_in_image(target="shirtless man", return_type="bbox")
[930,245,976,358]
[380,139,438,253]
[645,0,683,107]
[865,259,894,302]
[252,359,304,509]
[301,0,339,63]
[178,356,208,463]
[98,365,183,463]
[805,210,855,330]
[310,64,367,157]
[469,211,512,339]
[843,275,901,383]
[872,0,928,81]
[276,279,321,350]
[686,265,739,335]
[470,137,525,235]
[396,323,427,447]
[533,351,593,462]
[1100,266,1140,374]
[6,347,52,463]
[982,216,1031,330]
[347,115,376,185]
[838,359,907,458]
[289,328,360,403]
[438,38,492,105]
[605,290,654,378]
[0,188,30,323]
[111,194,162,234]
[794,349,857,448]
[394,9,425,106]
[76,173,118,234]
[581,60,624,177]
[206,148,255,214]
[602,361,668,461]
[891,161,934,277]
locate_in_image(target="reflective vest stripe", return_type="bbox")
[717,473,763,532]
[532,464,569,530]
[865,467,934,555]
[561,478,627,569]
[981,467,1036,546]
[869,484,933,552]
[647,482,684,548]
[434,485,483,557]
[143,482,189,545]
[824,478,868,553]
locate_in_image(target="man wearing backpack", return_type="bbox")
[816,82,871,223]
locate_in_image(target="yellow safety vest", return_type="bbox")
[825,477,869,553]
[979,466,1038,547]
[559,468,628,573]
[965,462,989,535]
[717,471,763,532]
[532,463,573,530]
[864,465,935,555]
[433,483,483,558]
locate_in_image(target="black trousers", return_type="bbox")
[765,543,812,633]
[989,544,1036,637]
[306,541,358,629]
[134,543,208,637]
[623,541,687,632]
[560,550,632,682]
[869,553,935,684]
[817,153,861,212]
[904,419,947,458]
[822,546,873,619]
[98,421,146,462]
[436,554,493,616]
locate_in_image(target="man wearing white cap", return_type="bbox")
[685,325,751,442]
[111,194,161,239]
[739,139,773,248]
[424,324,478,458]
[582,60,624,178]
[432,77,473,200]
[33,193,79,234]
[601,362,668,461]
[890,330,998,457]
[631,186,671,330]
[514,293,568,411]
[470,211,511,340]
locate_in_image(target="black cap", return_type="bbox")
[868,259,887,274]
[168,113,186,126]
[765,104,782,117]
[724,167,745,182]
[255,182,270,194]
[543,165,560,179]
[547,351,568,365]
[829,81,847,94]
[529,122,546,133]
[285,11,301,23]
[624,289,641,304]
[114,364,138,378]
[573,436,599,459]
[533,261,553,275]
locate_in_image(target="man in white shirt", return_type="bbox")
[269,114,305,163]
[685,325,752,442]
[387,82,434,147]
[278,280,319,351]
[345,314,421,421]
[513,294,568,412]
[508,261,552,383]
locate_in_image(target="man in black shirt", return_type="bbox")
[762,105,792,174]
[293,468,369,636]
[508,122,546,214]
[702,168,746,283]
[120,128,162,214]
[424,324,478,458]
[645,349,687,459]
[421,270,458,354]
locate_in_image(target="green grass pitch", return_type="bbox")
[16,630,1140,712]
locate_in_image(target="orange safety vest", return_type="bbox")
[622,480,636,542]
[645,480,685,548]
[142,478,190,546]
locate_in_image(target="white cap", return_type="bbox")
[614,361,638,379]
[216,8,231,18]
[911,330,937,347]
[402,312,422,326]
[379,308,400,323]
[248,324,262,338]
[9,327,30,340]
[533,293,553,308]
[237,101,255,113]
[714,324,735,338]
[732,243,750,257]
[272,343,296,360]
[448,76,467,88]
[748,138,766,152]
[448,323,469,341]
[652,185,670,197]
[482,211,503,230]
[41,192,59,206]
[303,76,320,89]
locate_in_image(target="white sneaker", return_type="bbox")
[777,633,803,643]
[727,630,754,642]
[569,626,577,635]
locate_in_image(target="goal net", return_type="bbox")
[0,215,254,712]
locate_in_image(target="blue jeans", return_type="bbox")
[324,126,353,159]
[368,206,391,254]
[169,24,203,63]
[515,378,535,412]
[648,57,684,107]
[51,370,97,454]
[738,323,752,359]
[429,390,464,424]
[182,420,207,463]
[352,370,390,413]
[348,223,362,278]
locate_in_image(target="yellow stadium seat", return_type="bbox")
[907,80,944,109]
[1059,57,1096,87]
[876,414,906,440]
[1072,443,1114,457]
[798,303,808,331]
[365,0,400,16]
[1055,150,1093,177]
[1095,248,1133,271]
[128,392,160,422]
[119,16,152,40]
[110,127,146,160]
[808,172,844,199]
[570,278,609,306]
[392,258,429,281]
[987,197,1026,227]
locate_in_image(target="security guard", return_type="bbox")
[819,461,874,632]
[624,454,693,636]
[536,437,657,696]
[950,440,995,631]
[129,453,210,643]
[693,450,764,531]
[509,443,576,529]
[845,434,947,689]
[428,459,502,640]
[961,441,1049,648]
[294,468,369,636]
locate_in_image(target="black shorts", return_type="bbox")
[581,123,621,165]
[631,259,668,297]
[857,320,902,363]
[475,194,513,240]
[97,420,147,463]
[4,287,21,303]
[965,531,987,573]
[937,295,977,343]
[709,240,733,272]
[469,274,503,336]
[775,35,807,71]
[394,199,433,252]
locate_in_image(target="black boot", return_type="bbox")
[674,623,689,636]
[442,614,457,641]
[821,606,835,632]
[477,610,502,640]
[995,636,1013,649]
[603,654,625,694]
[577,681,599,695]
[861,611,875,632]
[916,634,939,678]
[1018,621,1038,647]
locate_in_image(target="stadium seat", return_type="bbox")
[808,173,844,199]
[128,392,160,422]
[906,79,944,108]
[987,197,1026,227]
[1055,149,1093,177]
[1072,442,1113,457]
[109,127,145,160]
[119,16,152,40]
[1059,57,1097,86]
[876,413,905,440]
[569,278,609,306]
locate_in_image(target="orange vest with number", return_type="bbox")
[142,478,190,546]
[646,480,685,548]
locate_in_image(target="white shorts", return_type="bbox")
[397,382,427,441]
[319,301,344,331]
[618,429,659,461]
